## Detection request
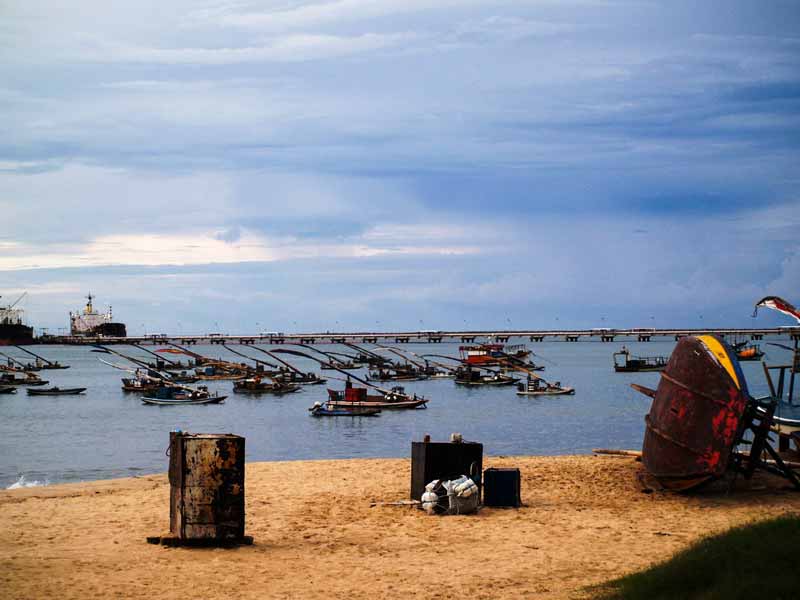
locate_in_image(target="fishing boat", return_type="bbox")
[274,369,327,385]
[0,385,17,394]
[1,353,41,372]
[141,385,226,406]
[233,377,301,395]
[308,401,381,417]
[14,346,69,370]
[0,373,47,386]
[613,347,668,372]
[459,343,531,367]
[326,379,428,409]
[733,342,764,361]
[367,367,427,382]
[454,366,519,386]
[516,376,574,396]
[121,376,162,393]
[27,387,87,396]
[194,364,249,380]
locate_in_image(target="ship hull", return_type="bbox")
[0,323,34,346]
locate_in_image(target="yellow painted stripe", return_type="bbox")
[698,335,740,390]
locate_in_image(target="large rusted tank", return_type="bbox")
[168,432,246,542]
[642,335,749,490]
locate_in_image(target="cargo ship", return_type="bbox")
[0,293,35,346]
[70,293,127,337]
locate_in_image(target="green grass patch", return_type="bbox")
[591,514,800,600]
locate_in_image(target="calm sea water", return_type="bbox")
[1,339,797,488]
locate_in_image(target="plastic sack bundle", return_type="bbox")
[442,475,479,515]
[421,475,479,515]
[421,479,441,514]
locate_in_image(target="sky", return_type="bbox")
[1,0,798,334]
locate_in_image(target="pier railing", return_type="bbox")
[38,327,800,345]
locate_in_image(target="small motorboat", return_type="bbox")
[367,368,428,382]
[326,380,428,409]
[141,395,226,406]
[516,376,575,396]
[233,377,301,395]
[308,401,381,417]
[27,387,87,396]
[613,347,668,372]
[141,385,226,406]
[0,373,48,386]
[454,366,519,386]
[0,385,17,394]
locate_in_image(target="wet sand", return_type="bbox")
[2,455,799,599]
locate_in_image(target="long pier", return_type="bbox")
[41,327,800,345]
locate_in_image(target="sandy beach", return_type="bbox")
[2,454,799,600]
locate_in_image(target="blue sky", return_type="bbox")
[1,0,798,334]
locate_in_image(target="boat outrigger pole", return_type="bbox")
[128,344,183,367]
[289,344,352,368]
[375,345,442,371]
[221,343,280,370]
[0,350,30,370]
[342,342,390,364]
[272,348,398,396]
[91,345,172,380]
[13,345,57,366]
[245,345,309,375]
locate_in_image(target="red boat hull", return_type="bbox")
[642,335,749,490]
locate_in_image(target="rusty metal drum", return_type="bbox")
[642,335,749,490]
[168,432,246,541]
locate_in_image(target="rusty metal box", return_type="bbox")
[410,440,483,501]
[168,432,246,541]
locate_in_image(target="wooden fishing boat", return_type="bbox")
[233,377,301,395]
[367,368,427,382]
[320,361,360,371]
[459,343,531,367]
[194,365,249,381]
[516,377,574,396]
[0,373,47,386]
[37,363,70,370]
[613,347,668,372]
[121,377,161,393]
[634,335,751,491]
[13,345,70,370]
[308,401,381,417]
[326,380,428,409]
[27,387,87,396]
[141,385,226,406]
[454,367,519,386]
[142,395,226,406]
[278,372,326,385]
[735,344,764,361]
[0,385,17,394]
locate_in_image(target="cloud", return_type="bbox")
[1,1,799,330]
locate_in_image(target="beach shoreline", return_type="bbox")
[2,454,799,599]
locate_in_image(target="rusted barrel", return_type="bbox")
[168,432,246,542]
[642,335,749,490]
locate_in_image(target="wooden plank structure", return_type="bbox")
[148,431,252,546]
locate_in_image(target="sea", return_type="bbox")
[1,339,797,488]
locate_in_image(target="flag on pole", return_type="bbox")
[753,296,800,324]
